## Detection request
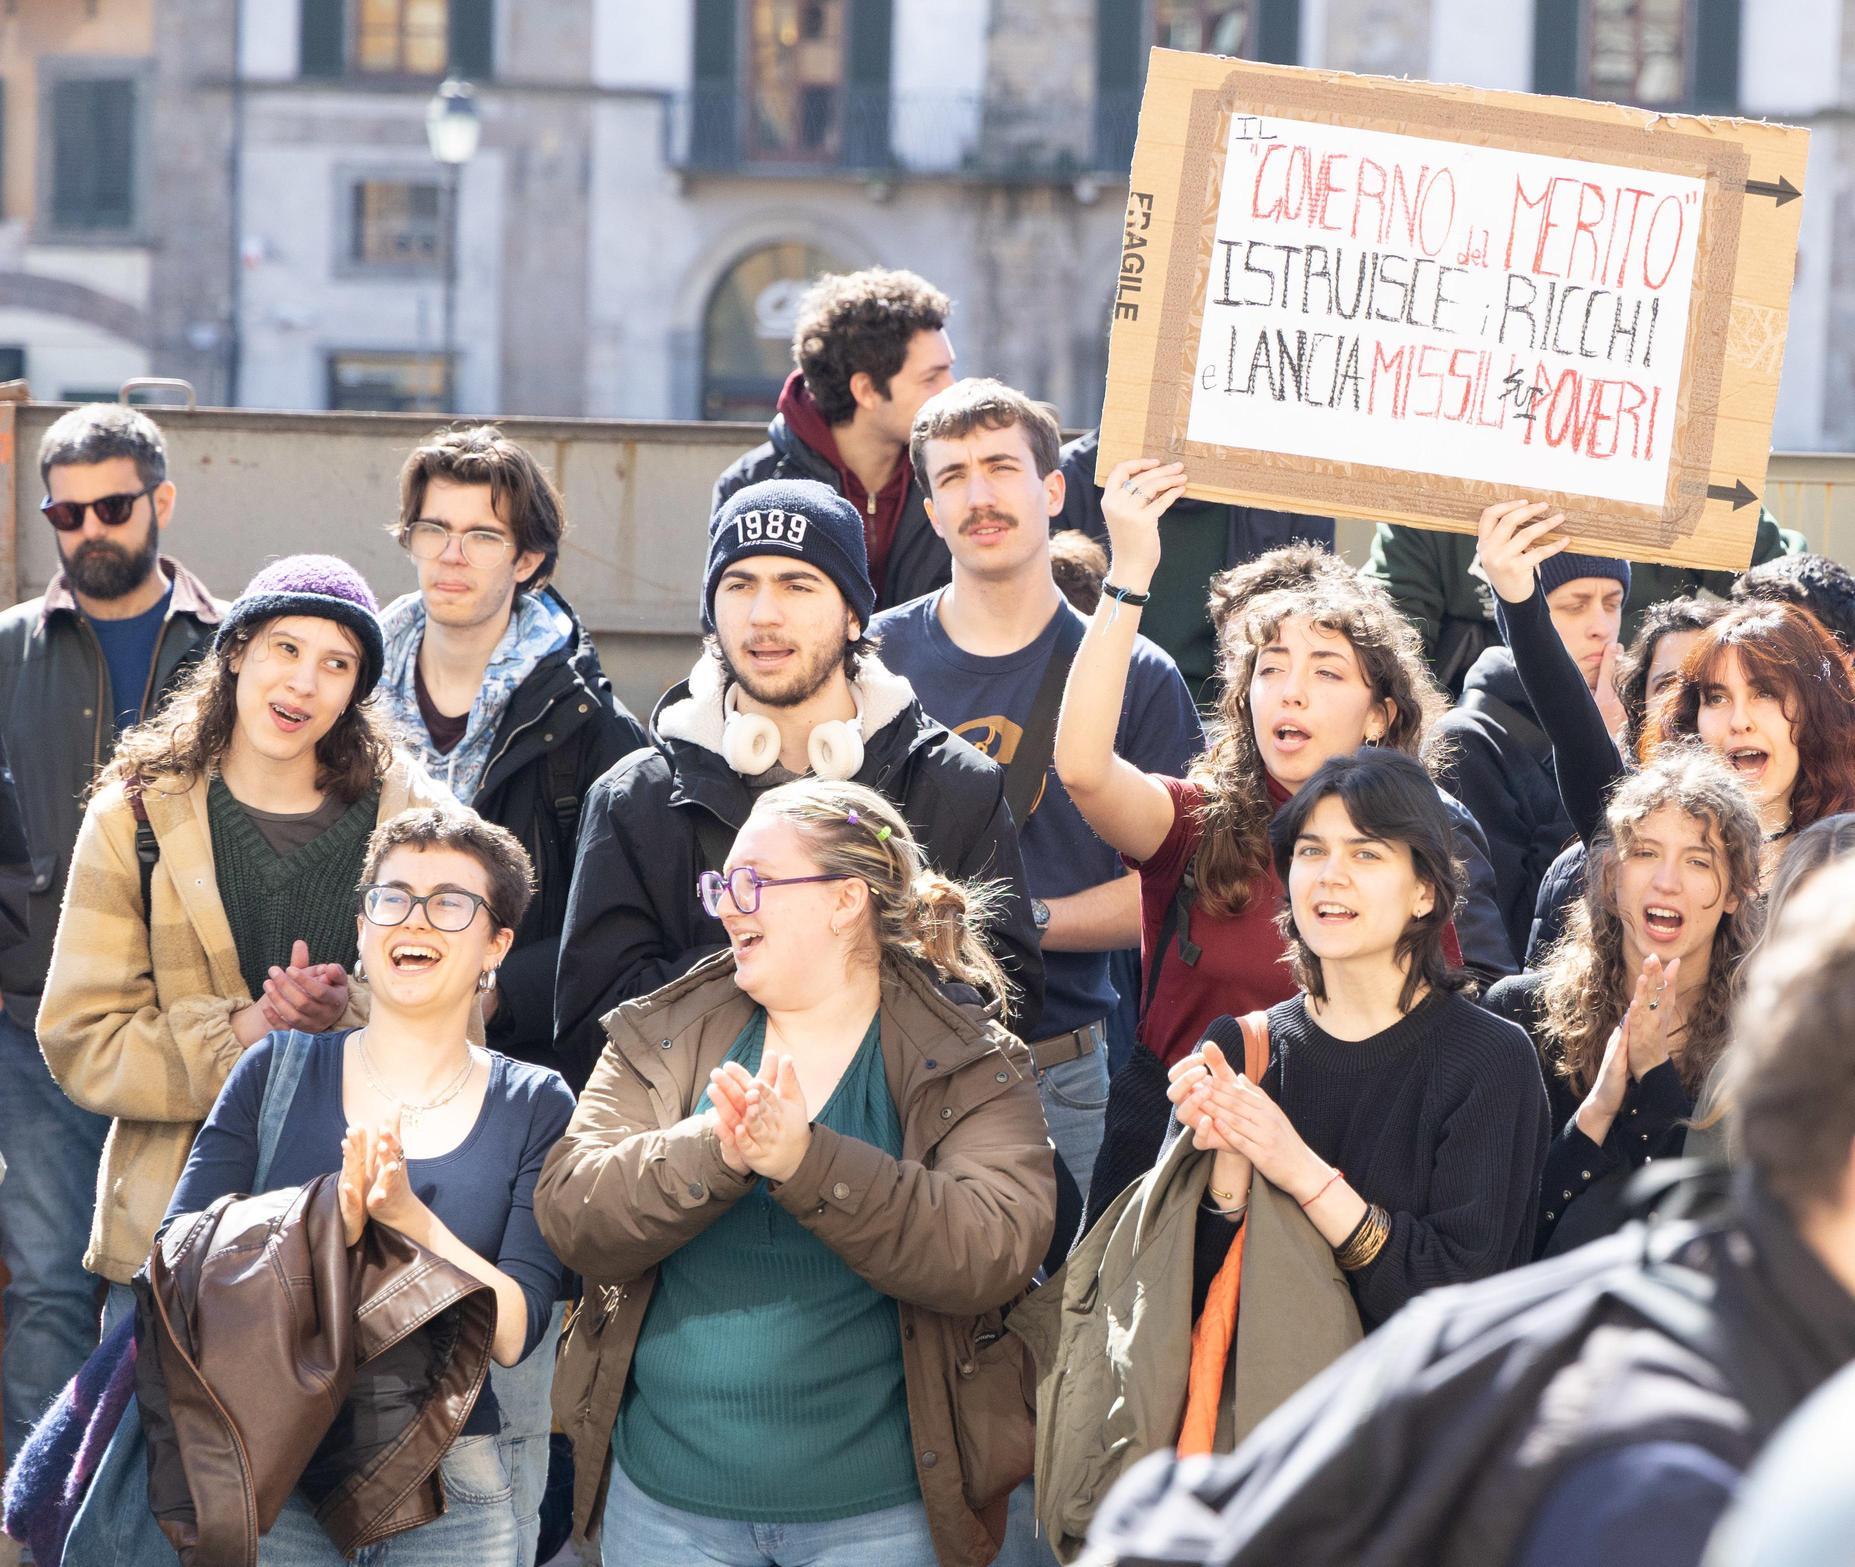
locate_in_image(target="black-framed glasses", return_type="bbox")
[41,484,160,532]
[697,867,850,918]
[361,884,504,932]
[403,519,518,570]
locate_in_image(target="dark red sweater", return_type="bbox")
[777,370,911,601]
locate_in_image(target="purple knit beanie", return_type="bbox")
[215,554,386,699]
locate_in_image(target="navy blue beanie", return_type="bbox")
[1537,549,1631,599]
[704,479,875,633]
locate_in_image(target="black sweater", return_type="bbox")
[1194,989,1551,1330]
[1483,972,1695,1259]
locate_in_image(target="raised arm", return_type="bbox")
[1055,457,1192,863]
[1477,501,1626,846]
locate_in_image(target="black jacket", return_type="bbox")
[0,730,28,953]
[552,653,1044,1090]
[0,558,221,1019]
[712,412,952,613]
[1082,1175,1855,1567]
[461,595,646,1076]
[1436,648,1577,959]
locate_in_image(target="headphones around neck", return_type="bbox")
[722,685,865,781]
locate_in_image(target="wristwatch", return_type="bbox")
[1031,897,1051,933]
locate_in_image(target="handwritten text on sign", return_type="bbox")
[1186,114,1702,508]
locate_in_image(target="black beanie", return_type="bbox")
[704,480,875,633]
[1537,549,1632,599]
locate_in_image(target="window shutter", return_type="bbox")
[450,0,495,79]
[299,0,345,78]
[1255,0,1301,65]
[690,0,738,167]
[1691,0,1740,110]
[1532,0,1581,96]
[845,0,893,167]
[1095,0,1142,171]
[51,79,136,231]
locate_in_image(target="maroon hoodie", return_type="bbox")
[777,370,912,602]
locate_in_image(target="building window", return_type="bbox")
[0,347,25,384]
[1151,0,1257,55]
[43,74,139,234]
[349,179,443,268]
[355,0,451,76]
[327,351,448,412]
[702,241,851,421]
[746,1,847,163]
[1584,0,1689,106]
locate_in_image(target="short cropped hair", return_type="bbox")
[1269,749,1469,1013]
[39,403,168,489]
[1732,875,1855,1218]
[793,268,951,425]
[394,425,567,592]
[908,377,1062,492]
[360,807,536,933]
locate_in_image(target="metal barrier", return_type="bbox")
[5,395,1852,718]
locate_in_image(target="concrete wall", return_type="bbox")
[7,403,1853,721]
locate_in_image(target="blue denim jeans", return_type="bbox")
[1034,1045,1111,1214]
[601,1452,938,1566]
[258,1435,517,1564]
[993,1479,1060,1567]
[0,1002,110,1467]
[489,1300,565,1567]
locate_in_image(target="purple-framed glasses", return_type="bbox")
[697,867,851,917]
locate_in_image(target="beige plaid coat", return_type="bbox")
[39,755,454,1282]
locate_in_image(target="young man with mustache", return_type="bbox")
[0,403,220,1477]
[553,478,1043,1090]
[872,380,1201,1213]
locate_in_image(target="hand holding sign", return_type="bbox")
[1475,500,1570,605]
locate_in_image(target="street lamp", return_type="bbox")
[425,78,480,412]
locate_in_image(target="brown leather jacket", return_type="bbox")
[536,952,1057,1567]
[135,1174,498,1566]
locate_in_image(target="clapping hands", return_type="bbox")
[706,1052,813,1184]
[260,939,350,1032]
[336,1110,432,1247]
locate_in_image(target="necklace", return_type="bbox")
[357,1031,476,1131]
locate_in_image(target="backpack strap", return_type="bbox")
[1140,861,1201,1019]
[253,1031,314,1192]
[124,780,159,926]
[545,737,584,844]
[1001,609,1086,830]
[1236,1008,1271,1083]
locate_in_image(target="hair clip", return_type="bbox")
[876,824,892,843]
[846,808,860,825]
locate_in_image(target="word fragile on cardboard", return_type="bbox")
[1098,53,1809,570]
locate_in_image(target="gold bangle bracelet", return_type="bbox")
[1334,1204,1391,1272]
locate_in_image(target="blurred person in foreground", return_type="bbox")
[1079,870,1855,1567]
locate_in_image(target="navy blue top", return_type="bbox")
[872,592,1203,1037]
[84,585,172,732]
[1513,1441,1739,1567]
[168,1031,575,1433]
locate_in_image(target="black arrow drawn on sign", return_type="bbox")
[1743,175,1801,206]
[1707,480,1758,509]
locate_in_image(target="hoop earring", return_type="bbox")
[478,968,498,993]
[354,958,367,982]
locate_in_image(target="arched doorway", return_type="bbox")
[701,241,851,422]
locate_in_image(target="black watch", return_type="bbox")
[1031,897,1051,932]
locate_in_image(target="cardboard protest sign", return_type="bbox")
[1098,51,1809,570]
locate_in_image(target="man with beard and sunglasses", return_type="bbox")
[553,478,1043,1091]
[0,402,220,1480]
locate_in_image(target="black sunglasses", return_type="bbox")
[41,484,160,532]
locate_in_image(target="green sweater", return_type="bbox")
[613,1009,919,1522]
[206,776,378,1002]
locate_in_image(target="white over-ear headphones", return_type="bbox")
[722,687,865,781]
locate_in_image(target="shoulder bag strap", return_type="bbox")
[1140,862,1201,1021]
[253,1030,314,1192]
[1237,1008,1271,1084]
[1001,609,1087,830]
[125,780,159,926]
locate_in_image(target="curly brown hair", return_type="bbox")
[1535,745,1764,1099]
[1189,546,1450,917]
[1650,600,1855,831]
[793,268,951,425]
[103,622,395,804]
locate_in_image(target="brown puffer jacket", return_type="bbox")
[536,951,1057,1567]
[135,1174,498,1566]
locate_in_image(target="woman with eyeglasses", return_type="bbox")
[39,556,456,1331]
[161,805,574,1562]
[536,778,1055,1567]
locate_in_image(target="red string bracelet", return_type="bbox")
[1300,1168,1344,1209]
